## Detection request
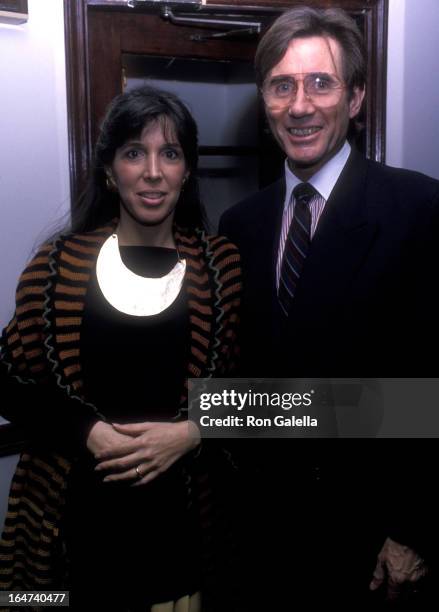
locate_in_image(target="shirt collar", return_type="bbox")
[284,140,351,210]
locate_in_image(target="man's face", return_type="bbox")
[264,35,365,180]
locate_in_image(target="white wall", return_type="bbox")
[0,0,70,329]
[386,0,439,179]
[0,0,69,529]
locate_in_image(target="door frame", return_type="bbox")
[64,0,388,203]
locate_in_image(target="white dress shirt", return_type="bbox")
[276,141,352,288]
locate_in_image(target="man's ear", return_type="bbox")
[349,86,366,119]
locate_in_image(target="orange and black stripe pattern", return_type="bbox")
[0,222,241,593]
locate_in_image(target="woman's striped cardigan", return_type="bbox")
[0,222,241,596]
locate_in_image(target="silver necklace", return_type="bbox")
[96,234,186,317]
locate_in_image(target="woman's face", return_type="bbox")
[109,118,188,229]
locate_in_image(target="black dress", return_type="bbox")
[64,246,202,611]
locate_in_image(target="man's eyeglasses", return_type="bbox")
[262,73,346,109]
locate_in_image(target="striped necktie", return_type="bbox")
[278,182,316,316]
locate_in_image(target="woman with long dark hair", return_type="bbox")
[0,85,241,611]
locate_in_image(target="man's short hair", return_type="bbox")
[255,6,367,95]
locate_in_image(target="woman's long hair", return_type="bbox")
[71,85,207,233]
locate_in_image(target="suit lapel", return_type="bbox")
[269,180,287,294]
[291,148,378,313]
[249,179,285,298]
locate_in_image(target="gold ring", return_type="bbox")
[135,465,143,479]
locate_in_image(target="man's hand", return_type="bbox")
[369,537,428,600]
[94,420,200,486]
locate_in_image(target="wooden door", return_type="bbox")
[64,0,388,213]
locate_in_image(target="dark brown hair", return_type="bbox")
[255,6,366,96]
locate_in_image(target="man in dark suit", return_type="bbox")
[219,6,438,609]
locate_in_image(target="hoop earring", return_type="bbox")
[106,176,117,192]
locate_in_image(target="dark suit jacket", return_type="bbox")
[220,147,439,378]
[219,148,439,606]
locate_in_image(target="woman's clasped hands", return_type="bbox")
[87,420,201,486]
